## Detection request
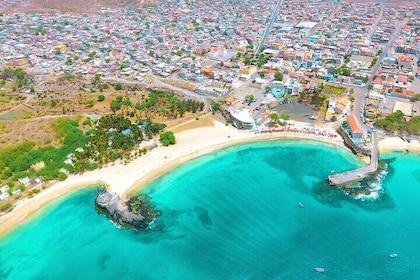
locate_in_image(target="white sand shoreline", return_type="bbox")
[0,116,419,237]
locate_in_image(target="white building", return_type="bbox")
[0,192,9,201]
[0,185,9,194]
[18,177,31,186]
[227,107,254,129]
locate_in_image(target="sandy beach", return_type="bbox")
[0,116,419,237]
[378,137,420,154]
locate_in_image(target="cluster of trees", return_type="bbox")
[0,119,88,193]
[244,94,255,105]
[78,115,142,166]
[134,90,205,118]
[110,95,124,113]
[375,110,420,134]
[269,113,290,126]
[298,88,328,111]
[334,66,351,76]
[114,83,123,90]
[243,53,273,67]
[76,115,167,168]
[0,87,206,200]
[274,71,284,81]
[369,56,378,68]
[139,118,167,139]
[84,51,97,62]
[0,112,173,194]
[210,101,221,113]
[0,67,30,89]
[160,131,176,146]
[91,74,109,92]
[344,53,351,64]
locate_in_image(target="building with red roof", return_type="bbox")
[346,115,363,139]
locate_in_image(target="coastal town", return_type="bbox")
[0,0,419,222]
[0,0,418,124]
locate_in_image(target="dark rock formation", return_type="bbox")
[95,191,159,231]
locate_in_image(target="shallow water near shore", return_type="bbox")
[1,141,420,280]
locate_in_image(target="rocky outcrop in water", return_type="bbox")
[95,191,159,231]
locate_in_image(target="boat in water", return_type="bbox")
[314,267,325,272]
[299,202,305,208]
[389,253,398,258]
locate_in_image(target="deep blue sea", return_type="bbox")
[1,140,420,280]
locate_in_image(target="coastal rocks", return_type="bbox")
[95,191,159,231]
[313,160,394,210]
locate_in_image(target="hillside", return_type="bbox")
[0,0,159,14]
[32,0,158,12]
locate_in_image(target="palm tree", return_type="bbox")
[269,113,280,125]
[279,113,290,120]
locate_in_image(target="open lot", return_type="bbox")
[275,101,317,122]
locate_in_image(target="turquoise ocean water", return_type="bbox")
[1,140,420,280]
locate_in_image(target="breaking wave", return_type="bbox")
[341,162,389,201]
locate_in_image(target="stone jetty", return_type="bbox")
[328,132,379,186]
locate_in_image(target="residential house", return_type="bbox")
[394,75,409,88]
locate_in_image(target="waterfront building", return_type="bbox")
[346,115,363,140]
[227,107,254,130]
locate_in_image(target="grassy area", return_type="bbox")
[0,94,13,104]
[322,84,346,95]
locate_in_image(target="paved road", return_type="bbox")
[369,7,384,41]
[327,18,406,133]
[104,74,215,111]
[368,22,405,87]
[255,0,283,54]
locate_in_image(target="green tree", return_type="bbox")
[160,131,176,146]
[85,100,95,107]
[110,100,121,113]
[0,201,13,211]
[269,113,280,125]
[92,74,101,85]
[279,113,290,120]
[363,75,369,83]
[114,83,123,90]
[98,95,105,102]
[410,94,420,102]
[210,101,221,113]
[274,71,283,81]
[245,94,255,104]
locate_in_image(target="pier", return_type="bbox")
[328,132,379,186]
